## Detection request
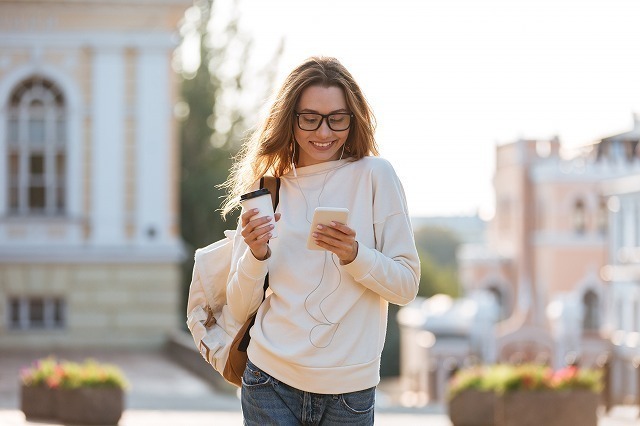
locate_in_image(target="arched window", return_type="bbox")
[582,290,599,331]
[573,199,586,234]
[488,286,506,320]
[7,77,66,215]
[597,199,608,235]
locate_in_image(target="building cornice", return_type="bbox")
[0,244,186,263]
[0,31,179,49]
[601,174,640,196]
[0,0,191,5]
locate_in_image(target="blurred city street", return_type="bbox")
[0,349,452,425]
[1,349,639,425]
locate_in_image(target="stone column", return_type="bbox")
[91,47,126,245]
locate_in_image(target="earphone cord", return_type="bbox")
[304,251,342,348]
[291,141,346,348]
[292,142,345,223]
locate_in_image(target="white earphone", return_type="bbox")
[292,142,297,177]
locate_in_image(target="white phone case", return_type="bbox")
[306,207,350,250]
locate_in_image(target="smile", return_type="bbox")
[310,141,335,148]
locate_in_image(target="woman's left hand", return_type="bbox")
[312,222,359,265]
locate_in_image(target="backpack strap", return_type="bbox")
[260,176,280,210]
[260,176,279,295]
[237,176,280,353]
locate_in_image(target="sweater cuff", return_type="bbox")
[239,248,269,280]
[341,242,377,280]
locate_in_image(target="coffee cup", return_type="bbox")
[239,188,277,239]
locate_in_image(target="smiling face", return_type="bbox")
[293,85,351,167]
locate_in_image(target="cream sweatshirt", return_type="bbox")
[226,156,420,394]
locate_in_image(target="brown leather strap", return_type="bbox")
[260,176,280,210]
[237,176,280,353]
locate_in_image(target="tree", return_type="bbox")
[177,0,282,307]
[414,226,462,298]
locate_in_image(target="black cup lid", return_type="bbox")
[239,188,270,201]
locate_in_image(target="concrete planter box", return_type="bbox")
[20,385,57,420]
[495,390,599,426]
[21,385,124,425]
[448,389,496,426]
[56,387,124,425]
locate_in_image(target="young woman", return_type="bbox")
[221,56,420,425]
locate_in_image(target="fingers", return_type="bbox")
[312,222,358,263]
[241,209,274,260]
[241,210,280,226]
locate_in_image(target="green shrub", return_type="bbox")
[448,363,602,399]
[20,357,129,390]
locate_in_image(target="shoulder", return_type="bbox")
[351,156,401,183]
[352,156,398,175]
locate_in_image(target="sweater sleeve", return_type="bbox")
[225,216,270,323]
[341,160,421,305]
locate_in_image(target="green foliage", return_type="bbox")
[417,249,460,298]
[21,357,129,390]
[414,225,460,268]
[448,364,603,399]
[178,0,281,312]
[414,226,462,298]
[380,304,400,377]
[19,356,57,387]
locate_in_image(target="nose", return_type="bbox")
[316,117,332,136]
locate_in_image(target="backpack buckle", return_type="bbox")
[203,305,217,328]
[199,340,211,362]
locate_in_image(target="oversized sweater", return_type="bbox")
[226,156,420,394]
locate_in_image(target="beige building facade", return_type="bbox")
[0,0,190,348]
[399,117,640,404]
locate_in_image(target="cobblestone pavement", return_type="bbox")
[1,349,638,425]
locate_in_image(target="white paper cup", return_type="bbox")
[239,188,277,239]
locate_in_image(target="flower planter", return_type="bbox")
[56,387,124,425]
[20,384,57,420]
[495,390,599,426]
[448,389,496,426]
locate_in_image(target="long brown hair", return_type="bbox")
[220,56,378,216]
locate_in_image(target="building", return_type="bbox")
[400,117,640,404]
[0,0,190,349]
[600,118,640,403]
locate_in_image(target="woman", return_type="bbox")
[221,56,420,425]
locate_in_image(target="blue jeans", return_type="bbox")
[241,359,375,425]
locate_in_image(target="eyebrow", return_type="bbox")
[298,108,350,114]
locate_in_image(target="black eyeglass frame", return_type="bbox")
[294,112,354,131]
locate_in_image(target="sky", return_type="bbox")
[197,0,640,218]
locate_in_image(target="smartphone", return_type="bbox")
[306,207,350,250]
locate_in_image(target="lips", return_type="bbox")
[310,140,336,150]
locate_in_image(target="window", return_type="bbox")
[7,77,66,215]
[573,199,586,234]
[596,199,608,235]
[7,296,66,330]
[634,299,639,333]
[582,290,599,331]
[488,286,506,320]
[636,201,640,248]
[535,198,545,230]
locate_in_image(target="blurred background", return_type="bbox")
[2,0,640,422]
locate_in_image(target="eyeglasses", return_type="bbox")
[295,112,353,131]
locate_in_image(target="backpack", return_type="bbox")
[186,177,280,387]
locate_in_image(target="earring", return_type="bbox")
[292,142,298,177]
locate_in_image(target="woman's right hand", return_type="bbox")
[240,209,281,260]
